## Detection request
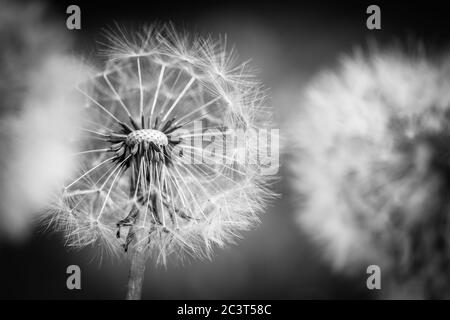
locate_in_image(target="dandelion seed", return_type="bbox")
[44,25,276,299]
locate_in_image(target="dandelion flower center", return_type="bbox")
[126,129,168,147]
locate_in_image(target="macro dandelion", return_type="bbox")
[289,48,450,298]
[43,25,276,299]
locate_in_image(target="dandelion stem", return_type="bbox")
[126,235,147,300]
[125,202,149,300]
[125,159,152,300]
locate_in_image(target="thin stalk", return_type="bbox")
[126,229,147,300]
[125,159,149,300]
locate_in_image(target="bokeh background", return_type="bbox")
[1,0,450,299]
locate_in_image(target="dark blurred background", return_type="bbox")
[1,0,450,299]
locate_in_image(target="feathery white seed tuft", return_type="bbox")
[44,24,276,265]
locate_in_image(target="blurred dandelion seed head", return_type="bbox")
[0,0,91,239]
[44,25,275,264]
[289,48,450,297]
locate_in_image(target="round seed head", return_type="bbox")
[45,24,276,265]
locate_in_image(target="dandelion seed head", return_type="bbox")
[0,0,92,239]
[45,25,275,264]
[289,48,450,297]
